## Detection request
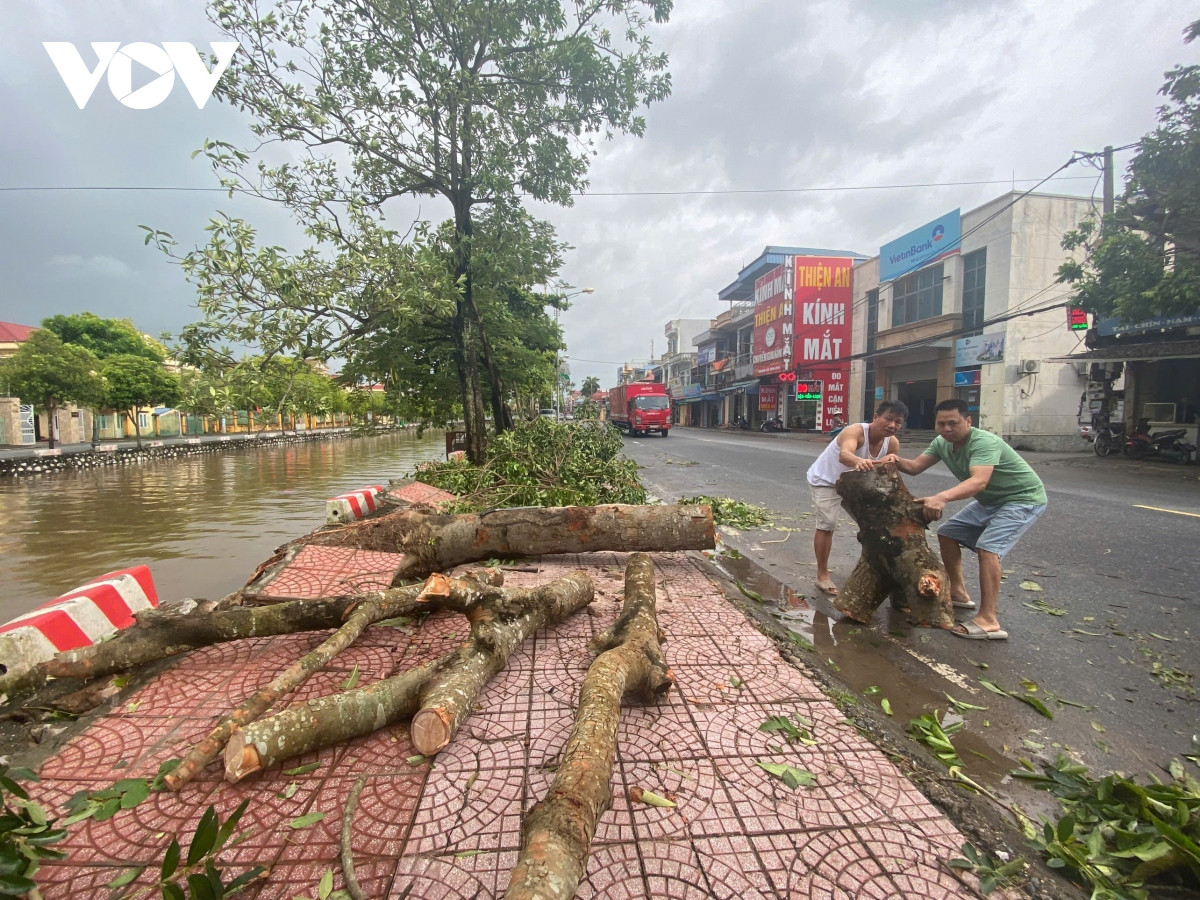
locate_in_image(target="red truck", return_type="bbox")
[608,381,671,437]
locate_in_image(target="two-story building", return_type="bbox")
[850,193,1095,448]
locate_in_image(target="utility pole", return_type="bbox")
[1102,144,1114,216]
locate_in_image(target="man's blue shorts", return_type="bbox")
[937,500,1047,558]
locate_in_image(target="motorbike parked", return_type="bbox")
[1091,416,1125,458]
[760,416,788,433]
[1122,418,1196,463]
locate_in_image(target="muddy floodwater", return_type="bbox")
[0,430,447,623]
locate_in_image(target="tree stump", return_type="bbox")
[833,466,954,628]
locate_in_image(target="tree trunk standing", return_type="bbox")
[833,467,954,629]
[45,398,58,450]
[128,409,143,448]
[506,553,672,900]
[307,504,716,583]
[411,571,594,754]
[455,299,489,465]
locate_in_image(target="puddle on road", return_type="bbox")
[707,550,1038,803]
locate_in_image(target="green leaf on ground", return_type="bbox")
[756,761,817,789]
[289,811,326,829]
[283,762,321,776]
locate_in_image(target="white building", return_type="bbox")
[849,192,1095,449]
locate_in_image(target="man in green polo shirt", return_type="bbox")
[884,398,1047,640]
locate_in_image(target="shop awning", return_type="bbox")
[1048,339,1200,364]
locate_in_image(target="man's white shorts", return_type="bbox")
[809,484,842,531]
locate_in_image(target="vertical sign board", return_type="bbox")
[751,259,794,378]
[758,383,778,411]
[1067,308,1089,331]
[793,256,854,431]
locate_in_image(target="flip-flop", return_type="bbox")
[952,598,977,610]
[951,621,1008,640]
[816,580,839,596]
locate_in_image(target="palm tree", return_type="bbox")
[581,376,600,398]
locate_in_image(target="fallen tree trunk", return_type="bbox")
[505,552,672,900]
[833,466,953,628]
[306,504,715,584]
[224,655,450,781]
[166,570,504,791]
[224,570,591,778]
[410,571,594,755]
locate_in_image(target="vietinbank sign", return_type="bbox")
[879,208,961,283]
[44,42,240,109]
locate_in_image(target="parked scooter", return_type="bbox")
[760,416,788,433]
[1091,416,1125,458]
[1123,418,1196,463]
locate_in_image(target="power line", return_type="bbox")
[0,175,1102,196]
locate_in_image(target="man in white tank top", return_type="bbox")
[805,400,909,594]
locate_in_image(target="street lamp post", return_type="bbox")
[552,287,593,419]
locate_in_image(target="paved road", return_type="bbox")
[624,426,1200,794]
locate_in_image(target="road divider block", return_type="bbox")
[0,565,159,683]
[325,485,386,525]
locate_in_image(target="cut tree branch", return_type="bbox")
[505,552,672,899]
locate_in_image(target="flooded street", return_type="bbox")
[0,430,446,622]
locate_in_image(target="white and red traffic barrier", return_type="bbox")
[0,565,158,682]
[325,485,386,525]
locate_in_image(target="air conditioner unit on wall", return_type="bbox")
[1019,359,1041,374]
[1072,361,1089,377]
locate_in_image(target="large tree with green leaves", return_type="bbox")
[1059,19,1200,323]
[0,330,105,448]
[100,354,184,447]
[187,0,671,461]
[41,312,167,362]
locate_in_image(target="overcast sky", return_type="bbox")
[2,0,1196,389]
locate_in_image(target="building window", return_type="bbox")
[890,263,943,328]
[864,289,878,416]
[961,249,986,336]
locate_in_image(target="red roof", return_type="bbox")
[0,321,36,343]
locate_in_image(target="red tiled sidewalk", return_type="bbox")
[27,553,985,899]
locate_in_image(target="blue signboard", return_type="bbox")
[696,345,716,366]
[879,209,962,283]
[1096,310,1200,337]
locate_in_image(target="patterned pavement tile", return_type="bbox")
[274,774,424,862]
[859,820,977,898]
[35,861,162,899]
[616,703,708,763]
[670,663,753,705]
[255,860,395,899]
[526,700,575,768]
[127,715,230,781]
[459,706,529,744]
[621,758,739,842]
[733,655,833,704]
[52,779,221,865]
[692,834,778,897]
[751,829,908,899]
[391,850,517,899]
[576,841,646,900]
[37,717,180,781]
[335,725,424,776]
[256,546,406,600]
[712,751,854,834]
[112,666,235,717]
[205,773,327,868]
[426,734,528,774]
[690,699,876,761]
[171,637,272,669]
[641,839,776,899]
[406,765,526,854]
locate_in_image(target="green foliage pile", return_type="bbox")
[1013,754,1200,899]
[678,496,771,530]
[0,764,68,895]
[415,419,646,511]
